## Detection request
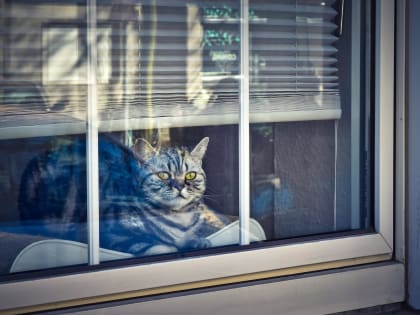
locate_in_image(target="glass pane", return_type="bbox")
[0,0,373,275]
[249,0,373,240]
[0,1,90,274]
[0,0,245,274]
[94,0,243,259]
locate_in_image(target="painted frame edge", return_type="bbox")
[86,0,100,266]
[0,233,392,311]
[239,0,251,245]
[34,263,405,315]
[375,0,395,248]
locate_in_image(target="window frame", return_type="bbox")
[0,0,403,313]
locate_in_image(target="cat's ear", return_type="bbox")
[191,137,209,160]
[132,138,158,161]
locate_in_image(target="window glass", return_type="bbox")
[249,0,372,239]
[0,0,372,274]
[0,1,90,273]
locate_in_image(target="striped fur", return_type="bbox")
[18,136,231,256]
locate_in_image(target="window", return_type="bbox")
[0,0,400,313]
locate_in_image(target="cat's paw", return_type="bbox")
[143,244,178,256]
[184,238,211,250]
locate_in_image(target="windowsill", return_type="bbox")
[0,260,403,314]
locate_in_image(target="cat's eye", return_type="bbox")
[185,171,197,181]
[157,172,170,180]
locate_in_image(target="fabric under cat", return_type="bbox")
[18,135,232,256]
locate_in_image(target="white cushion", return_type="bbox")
[10,219,266,272]
[207,218,267,246]
[10,239,133,273]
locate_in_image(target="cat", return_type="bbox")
[18,135,232,256]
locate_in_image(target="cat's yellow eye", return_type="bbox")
[157,172,170,180]
[185,171,197,181]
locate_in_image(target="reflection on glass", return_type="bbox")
[96,0,244,257]
[0,0,371,275]
[0,0,245,274]
[249,0,372,240]
[97,133,240,256]
[0,1,91,274]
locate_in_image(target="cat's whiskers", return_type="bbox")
[203,186,219,194]
[202,194,222,207]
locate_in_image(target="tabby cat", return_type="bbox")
[18,135,231,256]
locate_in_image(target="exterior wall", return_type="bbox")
[407,0,420,309]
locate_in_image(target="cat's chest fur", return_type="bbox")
[156,211,202,240]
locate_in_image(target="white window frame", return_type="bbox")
[0,0,405,313]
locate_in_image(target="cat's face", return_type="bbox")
[134,138,209,211]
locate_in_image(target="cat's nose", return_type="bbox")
[173,182,188,199]
[170,179,184,192]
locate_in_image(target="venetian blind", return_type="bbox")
[137,0,240,121]
[0,1,143,138]
[249,0,342,121]
[138,0,341,123]
[0,0,341,139]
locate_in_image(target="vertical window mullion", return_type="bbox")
[87,0,100,265]
[374,0,395,248]
[239,0,250,245]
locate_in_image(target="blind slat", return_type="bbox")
[248,0,340,109]
[1,0,342,133]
